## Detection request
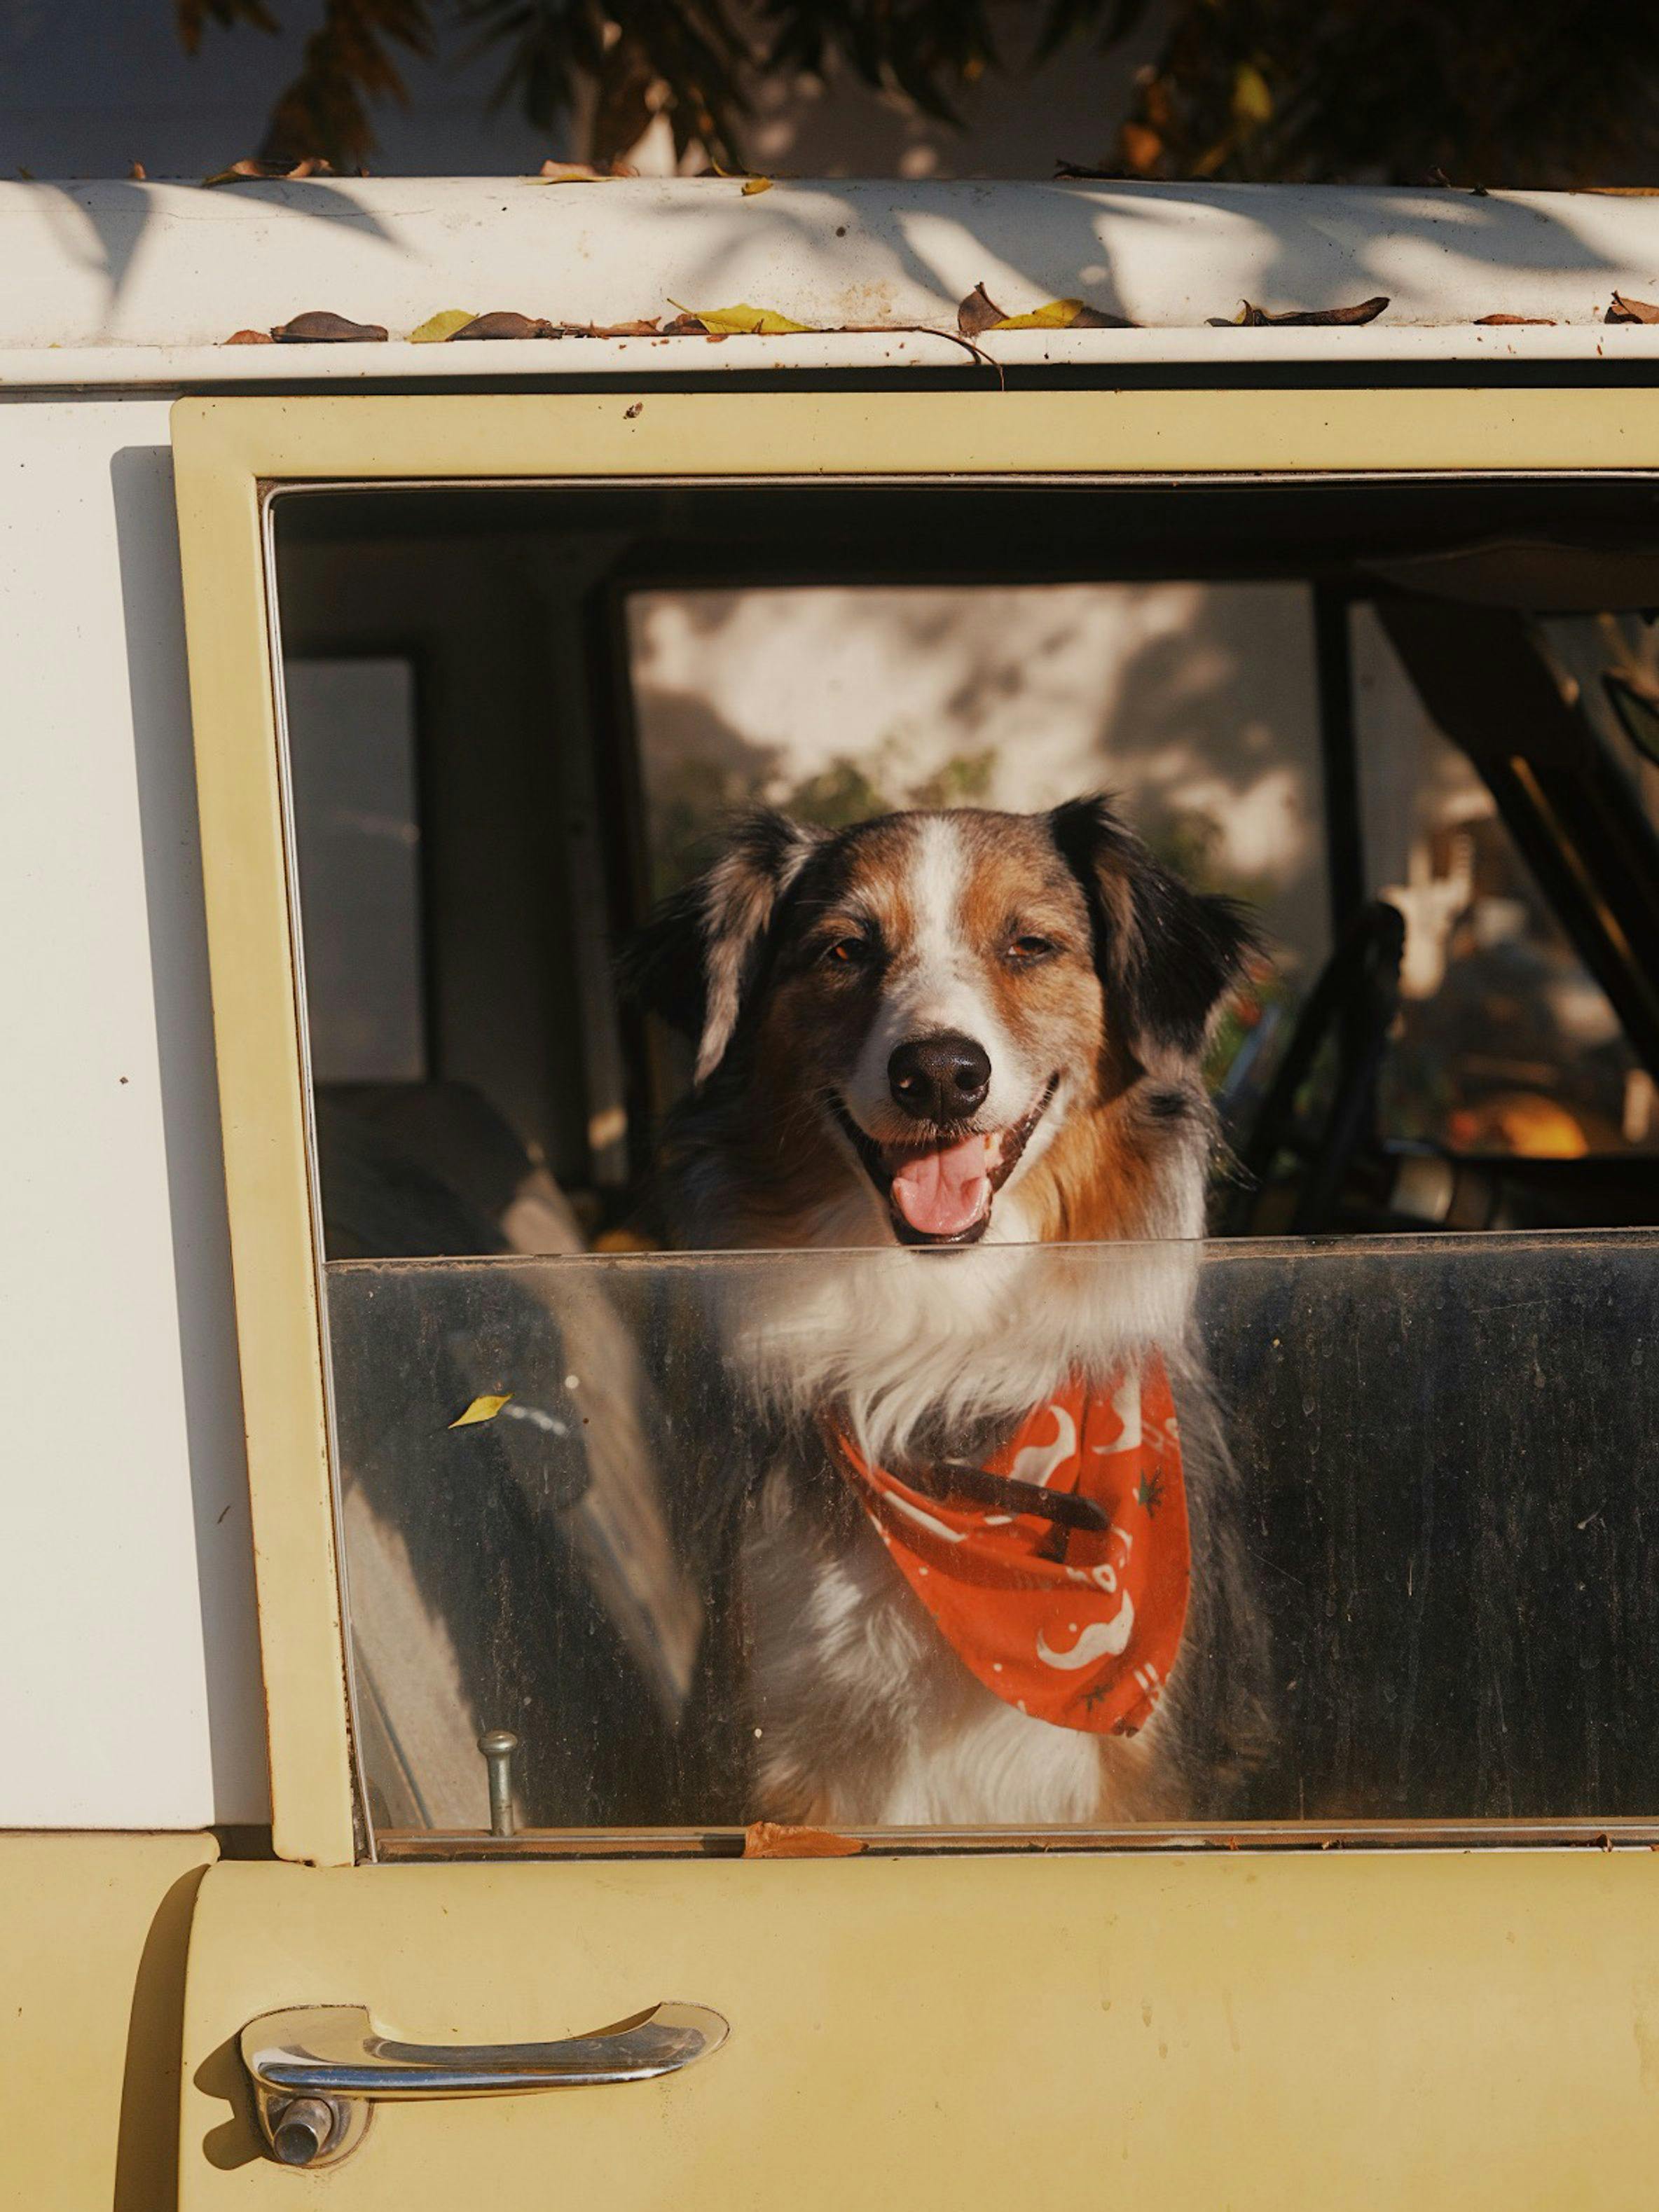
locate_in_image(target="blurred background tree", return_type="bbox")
[175,0,1659,183]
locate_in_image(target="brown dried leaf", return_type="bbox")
[1608,292,1659,324]
[560,318,661,338]
[957,282,1006,337]
[743,1821,864,1859]
[532,160,612,184]
[1474,313,1556,326]
[270,310,388,343]
[129,161,146,181]
[662,312,706,334]
[1232,294,1389,327]
[223,328,275,345]
[203,155,333,188]
[448,310,558,340]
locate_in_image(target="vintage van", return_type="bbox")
[7,172,1659,2206]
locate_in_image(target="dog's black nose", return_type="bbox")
[888,1033,992,1122]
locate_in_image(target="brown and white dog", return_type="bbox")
[631,797,1270,1827]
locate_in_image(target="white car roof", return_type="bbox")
[4,174,1659,385]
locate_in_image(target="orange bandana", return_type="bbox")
[825,1361,1188,1736]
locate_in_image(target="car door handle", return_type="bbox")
[241,2000,729,2167]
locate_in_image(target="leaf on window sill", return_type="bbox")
[1474,313,1557,325]
[1608,292,1659,324]
[741,176,773,195]
[743,1820,865,1858]
[449,1393,514,1429]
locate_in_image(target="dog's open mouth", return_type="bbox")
[831,1077,1059,1247]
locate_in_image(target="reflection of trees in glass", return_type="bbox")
[649,743,998,896]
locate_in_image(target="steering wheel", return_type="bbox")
[1223,899,1407,1237]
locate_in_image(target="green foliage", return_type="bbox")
[1083,0,1659,188]
[181,0,1659,181]
[178,0,1659,199]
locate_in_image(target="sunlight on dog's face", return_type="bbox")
[631,794,1252,1255]
[755,812,1106,1245]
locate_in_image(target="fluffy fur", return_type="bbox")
[631,798,1271,1827]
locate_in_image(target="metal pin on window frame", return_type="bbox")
[478,1728,518,1837]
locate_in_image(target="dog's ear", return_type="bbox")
[1049,794,1255,1056]
[622,810,824,1084]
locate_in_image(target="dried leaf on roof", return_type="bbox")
[270,309,388,342]
[409,308,476,343]
[1231,294,1389,326]
[668,303,813,335]
[1608,292,1659,324]
[531,160,630,184]
[202,155,333,186]
[223,328,275,344]
[448,310,558,339]
[993,296,1134,329]
[560,319,661,338]
[957,282,1006,336]
[1474,313,1556,325]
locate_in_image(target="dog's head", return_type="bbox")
[629,799,1253,1248]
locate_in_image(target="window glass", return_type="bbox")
[630,581,1327,1109]
[265,478,1659,1852]
[1354,610,1650,1156]
[286,657,425,1086]
[330,1233,1659,1846]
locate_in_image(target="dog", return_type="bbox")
[631,797,1271,1828]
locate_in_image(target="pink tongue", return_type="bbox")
[890,1134,991,1237]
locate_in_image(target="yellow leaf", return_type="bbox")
[409,309,476,344]
[449,1393,512,1428]
[675,301,813,335]
[991,298,1086,329]
[1232,61,1273,125]
[741,176,773,195]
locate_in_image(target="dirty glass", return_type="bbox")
[326,1230,1659,1851]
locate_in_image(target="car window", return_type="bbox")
[268,475,1659,1854]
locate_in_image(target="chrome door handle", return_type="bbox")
[241,2000,729,2167]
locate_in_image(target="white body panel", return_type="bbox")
[0,175,1653,1826]
[1,177,1658,378]
[0,400,265,1825]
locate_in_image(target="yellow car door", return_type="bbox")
[172,388,1659,2210]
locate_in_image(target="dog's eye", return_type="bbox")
[823,936,870,968]
[1005,934,1058,965]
